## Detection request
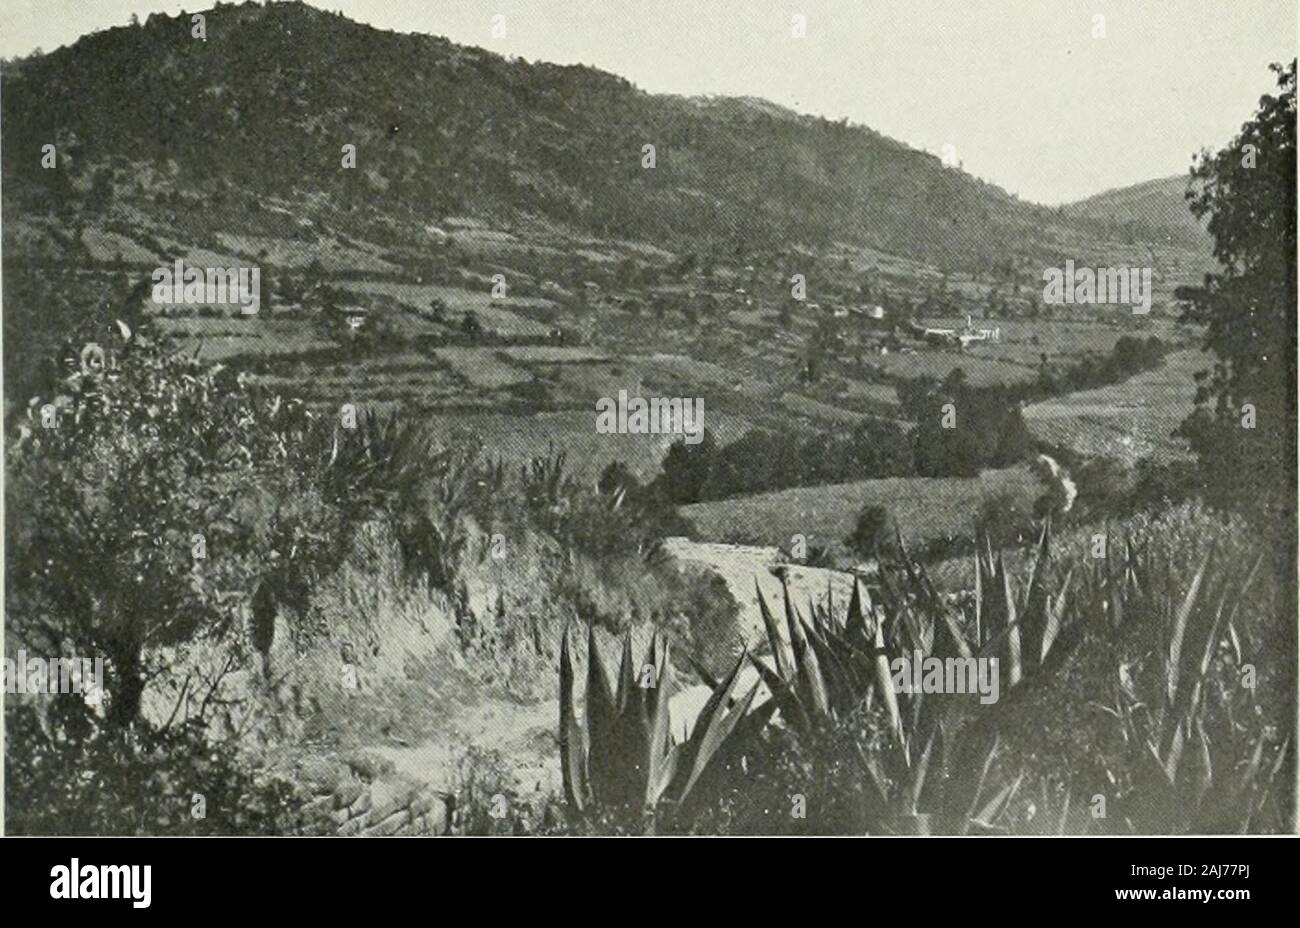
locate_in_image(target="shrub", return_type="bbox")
[5,704,298,835]
[845,503,898,559]
[5,334,336,728]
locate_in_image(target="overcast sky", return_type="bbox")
[2,0,1294,204]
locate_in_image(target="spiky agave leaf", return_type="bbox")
[845,577,871,643]
[869,604,906,750]
[644,633,679,808]
[558,625,589,812]
[845,572,909,747]
[1040,567,1073,662]
[944,726,1003,833]
[672,650,750,801]
[614,628,639,715]
[756,579,794,681]
[782,576,832,719]
[679,676,762,802]
[996,552,1022,687]
[802,616,858,716]
[607,629,652,810]
[906,726,939,815]
[969,772,1024,834]
[748,651,812,734]
[1165,546,1213,710]
[1016,519,1052,673]
[584,625,622,805]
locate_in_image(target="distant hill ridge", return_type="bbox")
[2,1,1209,269]
[1061,175,1210,249]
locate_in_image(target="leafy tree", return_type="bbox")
[1177,60,1296,530]
[5,337,337,728]
[654,432,717,504]
[6,708,297,835]
[899,370,1032,477]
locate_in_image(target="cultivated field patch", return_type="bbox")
[344,281,554,338]
[82,228,159,264]
[1023,348,1203,463]
[682,465,1043,553]
[153,317,334,360]
[498,346,611,363]
[433,347,534,389]
[217,232,399,274]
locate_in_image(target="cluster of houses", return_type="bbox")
[821,303,999,351]
[907,314,1001,349]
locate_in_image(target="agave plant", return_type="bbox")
[315,408,433,506]
[1072,539,1290,833]
[558,513,1289,834]
[745,521,1095,834]
[922,521,1286,835]
[559,624,770,831]
[521,447,578,512]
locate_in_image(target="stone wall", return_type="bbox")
[286,753,451,837]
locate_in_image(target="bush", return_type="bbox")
[5,334,340,728]
[5,704,298,835]
[845,503,897,559]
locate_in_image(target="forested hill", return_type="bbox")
[2,1,1207,269]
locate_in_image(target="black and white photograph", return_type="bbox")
[0,0,1296,846]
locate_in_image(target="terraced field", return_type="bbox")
[498,346,610,363]
[82,228,159,264]
[216,232,399,274]
[432,346,533,389]
[1023,348,1204,464]
[154,316,335,360]
[343,281,554,337]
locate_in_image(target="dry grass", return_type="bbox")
[1023,348,1203,463]
[682,464,1042,553]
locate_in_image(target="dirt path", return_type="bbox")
[661,537,856,646]
[366,694,561,796]
[359,540,844,799]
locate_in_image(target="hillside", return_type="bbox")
[1061,175,1211,251]
[1,0,1206,271]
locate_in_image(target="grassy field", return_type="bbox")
[154,316,335,360]
[343,281,554,337]
[682,464,1042,554]
[498,346,610,363]
[1023,348,1204,463]
[778,391,868,424]
[860,348,1037,386]
[433,347,534,389]
[216,232,399,274]
[425,409,754,483]
[250,351,466,409]
[82,228,159,264]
